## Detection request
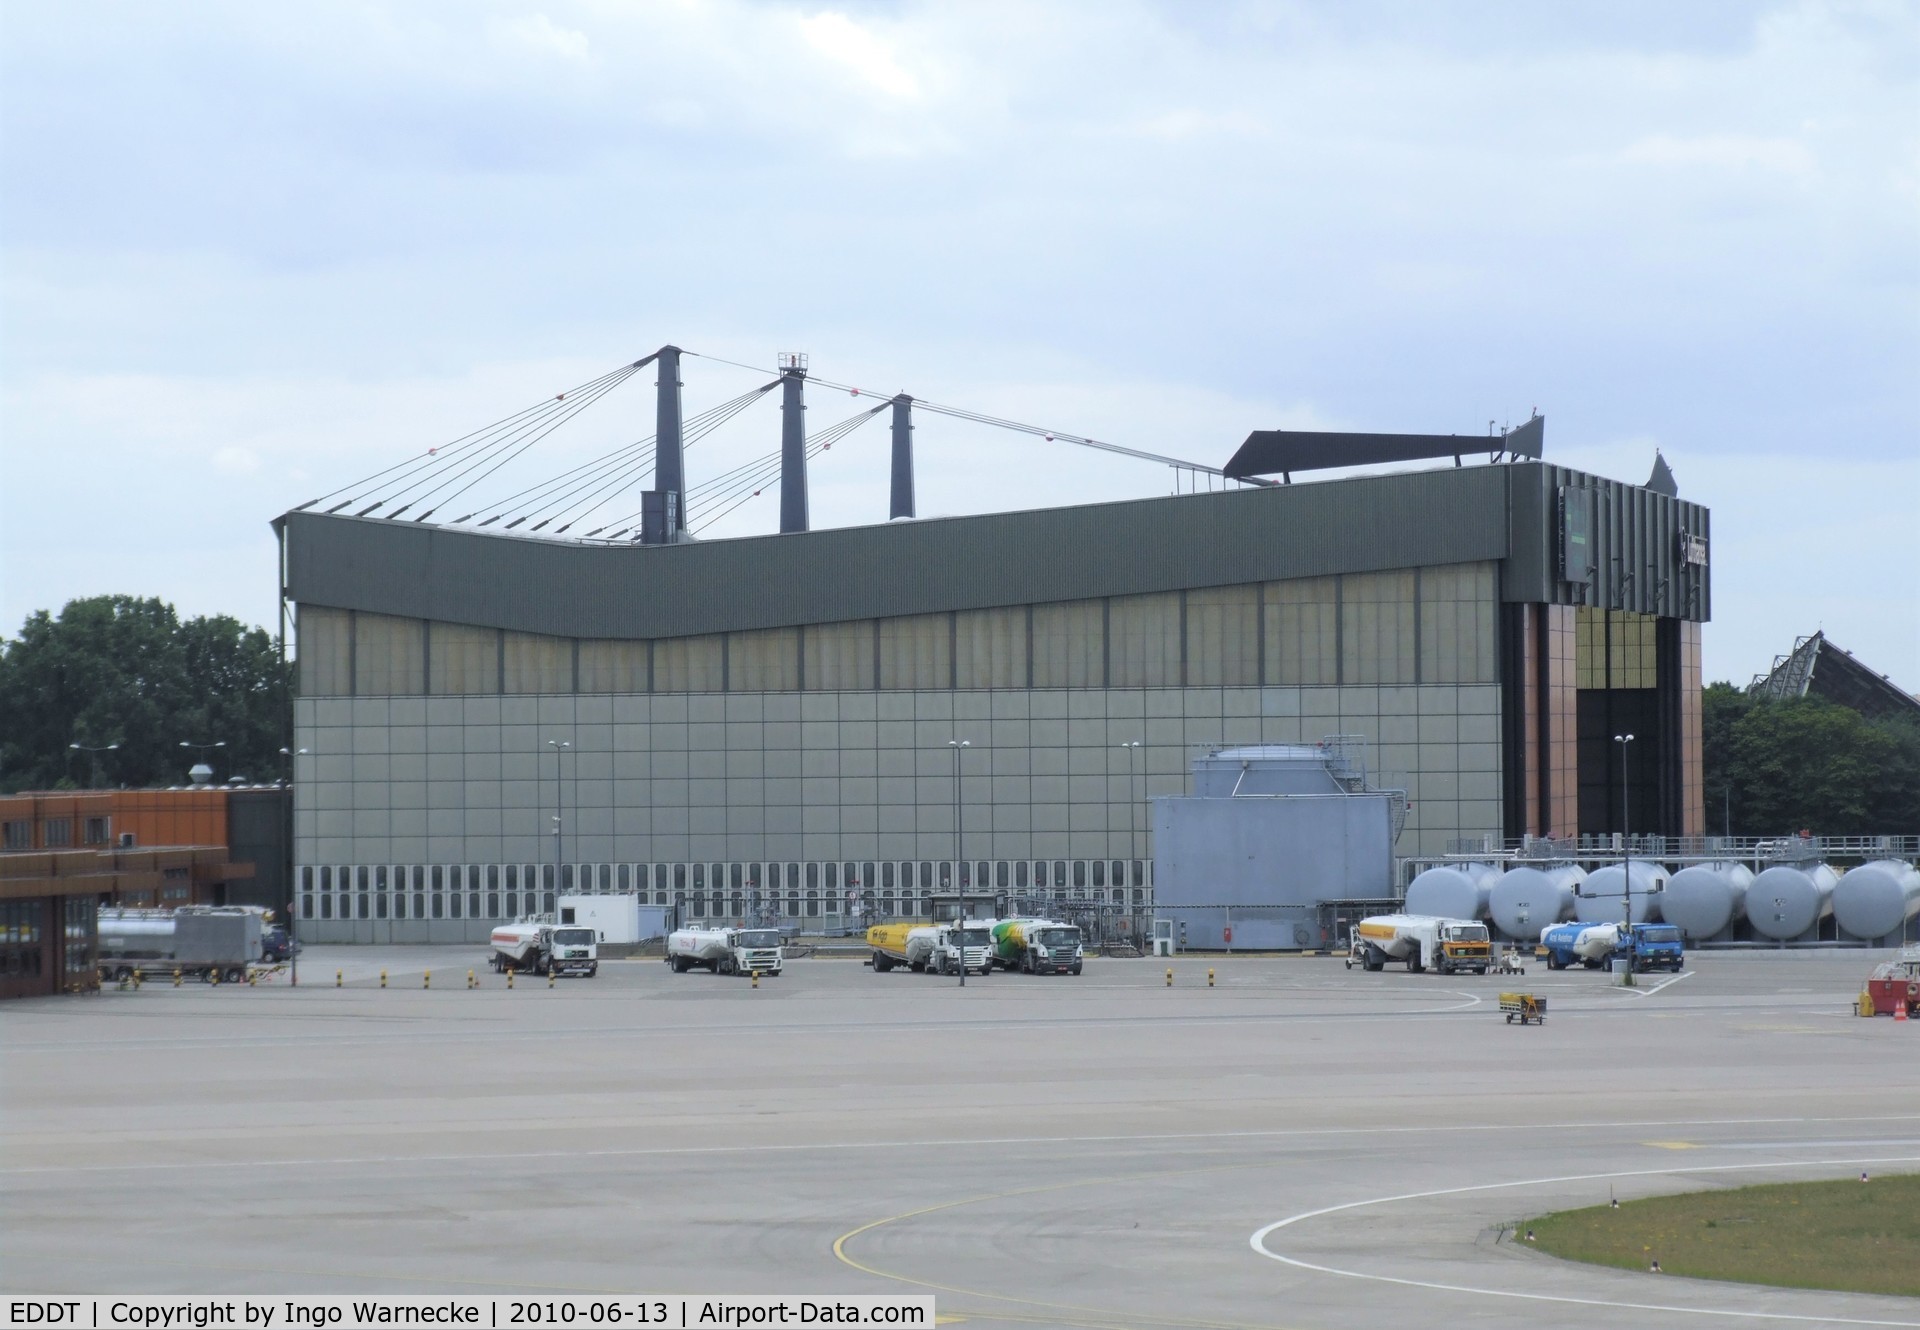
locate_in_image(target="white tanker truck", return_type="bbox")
[1347,913,1492,974]
[666,926,785,977]
[490,919,599,976]
[97,906,261,984]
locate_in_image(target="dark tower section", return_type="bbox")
[645,344,685,544]
[889,394,915,520]
[779,353,809,533]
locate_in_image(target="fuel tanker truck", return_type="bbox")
[868,922,939,972]
[1348,914,1492,974]
[97,906,260,984]
[1538,920,1684,973]
[492,919,599,976]
[665,925,785,976]
[991,918,1084,974]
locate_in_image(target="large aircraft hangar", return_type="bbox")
[277,355,1709,942]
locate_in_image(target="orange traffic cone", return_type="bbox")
[1897,1001,1909,1022]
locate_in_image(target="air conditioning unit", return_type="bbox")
[119,832,137,848]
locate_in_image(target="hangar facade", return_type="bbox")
[281,457,1709,943]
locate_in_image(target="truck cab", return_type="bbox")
[545,925,599,976]
[1615,923,1684,973]
[930,925,994,976]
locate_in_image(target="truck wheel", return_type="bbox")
[588,963,598,978]
[1072,965,1083,976]
[720,957,736,977]
[873,952,893,973]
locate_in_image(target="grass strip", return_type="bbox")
[1524,1173,1920,1298]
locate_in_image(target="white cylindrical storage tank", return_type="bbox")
[1404,863,1497,922]
[1575,861,1669,925]
[1489,865,1583,941]
[1832,860,1920,941]
[1746,863,1839,940]
[1662,862,1755,941]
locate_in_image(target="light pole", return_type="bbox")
[277,747,310,986]
[1614,732,1636,987]
[948,738,969,988]
[69,741,119,789]
[178,739,226,782]
[1119,739,1142,883]
[546,738,571,906]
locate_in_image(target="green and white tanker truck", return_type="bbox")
[991,918,1084,975]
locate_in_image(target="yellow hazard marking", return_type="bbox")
[1642,1141,1699,1150]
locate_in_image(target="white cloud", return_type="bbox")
[1617,132,1816,175]
[797,12,920,99]
[491,13,591,63]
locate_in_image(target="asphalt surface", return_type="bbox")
[5,946,1919,1328]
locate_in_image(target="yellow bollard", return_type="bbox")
[1208,968,1215,988]
[467,968,476,989]
[507,969,515,989]
[248,971,257,987]
[752,970,760,988]
[173,968,181,987]
[380,969,387,988]
[336,969,342,988]
[424,970,431,989]
[209,968,219,986]
[133,969,143,989]
[1166,968,1173,987]
[548,970,555,989]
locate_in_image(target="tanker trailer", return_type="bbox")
[1489,865,1583,941]
[1746,863,1839,941]
[1662,862,1754,941]
[97,906,259,984]
[1575,861,1669,925]
[1404,864,1498,924]
[1539,921,1620,970]
[1350,914,1491,975]
[867,922,940,973]
[1833,861,1920,942]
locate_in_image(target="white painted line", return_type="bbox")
[1250,1154,1920,1326]
[1619,969,1696,1000]
[8,1113,1920,1178]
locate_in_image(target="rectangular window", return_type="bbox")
[321,866,335,891]
[83,816,109,846]
[375,892,389,919]
[996,861,1010,888]
[919,862,933,889]
[691,894,706,918]
[298,604,353,696]
[652,635,725,692]
[431,865,444,890]
[881,862,895,889]
[354,612,426,695]
[43,818,73,848]
[1265,576,1339,685]
[320,895,334,919]
[394,892,407,920]
[449,892,462,919]
[578,639,650,693]
[730,863,744,889]
[727,626,800,691]
[1015,861,1029,888]
[1109,592,1181,687]
[618,864,631,891]
[505,892,518,918]
[414,892,425,918]
[487,891,499,918]
[877,613,952,689]
[428,621,500,695]
[955,607,1028,689]
[1031,600,1103,687]
[802,620,875,690]
[358,892,371,919]
[1,821,28,851]
[1340,569,1416,685]
[1186,585,1260,686]
[1055,861,1067,887]
[487,865,499,889]
[1093,860,1107,888]
[1073,861,1087,888]
[862,863,875,890]
[300,866,314,891]
[503,631,572,693]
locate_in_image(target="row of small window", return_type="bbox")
[300,858,1152,897]
[298,882,1152,923]
[0,817,111,850]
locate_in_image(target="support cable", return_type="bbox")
[298,363,642,515]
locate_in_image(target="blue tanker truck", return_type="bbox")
[1539,921,1685,973]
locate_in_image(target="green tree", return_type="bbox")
[1704,684,1920,836]
[0,595,290,792]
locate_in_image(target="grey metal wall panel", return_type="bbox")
[1499,463,1710,620]
[286,467,1512,640]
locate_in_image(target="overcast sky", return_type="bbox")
[3,1,1915,691]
